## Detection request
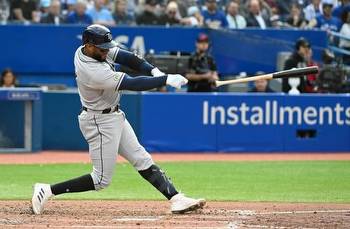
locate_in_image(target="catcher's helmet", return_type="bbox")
[82,24,116,49]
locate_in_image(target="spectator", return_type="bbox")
[39,0,50,15]
[339,10,350,64]
[304,46,319,93]
[87,0,115,26]
[283,37,310,93]
[259,0,273,19]
[186,33,219,92]
[275,0,292,18]
[264,0,277,9]
[202,0,229,29]
[197,0,226,10]
[65,0,93,24]
[0,0,10,24]
[285,3,307,28]
[62,0,77,16]
[235,0,248,17]
[246,0,271,29]
[40,0,65,25]
[125,0,138,17]
[332,0,350,19]
[308,0,342,32]
[181,5,204,26]
[112,0,135,25]
[321,48,335,65]
[249,76,275,92]
[159,1,181,26]
[303,0,322,22]
[10,0,39,24]
[226,0,247,29]
[85,0,95,9]
[0,68,17,88]
[104,0,113,9]
[136,0,161,25]
[173,0,195,18]
[269,6,283,28]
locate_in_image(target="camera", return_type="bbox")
[316,49,348,93]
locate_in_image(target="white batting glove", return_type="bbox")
[166,74,188,89]
[151,67,165,77]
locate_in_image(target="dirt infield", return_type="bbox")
[1,151,350,164]
[1,200,350,228]
[1,151,350,228]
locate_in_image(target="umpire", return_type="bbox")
[186,33,219,92]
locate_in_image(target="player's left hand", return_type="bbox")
[151,67,165,77]
[166,74,188,89]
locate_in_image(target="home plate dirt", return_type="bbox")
[1,201,349,228]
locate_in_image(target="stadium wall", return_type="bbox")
[1,91,349,152]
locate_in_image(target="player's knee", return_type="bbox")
[91,172,113,191]
[132,152,153,171]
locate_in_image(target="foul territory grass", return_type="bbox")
[0,161,349,202]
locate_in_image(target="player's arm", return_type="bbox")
[88,64,186,91]
[109,48,164,76]
[119,75,166,91]
[119,74,187,91]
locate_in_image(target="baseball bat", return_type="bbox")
[215,66,319,87]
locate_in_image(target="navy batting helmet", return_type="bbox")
[82,24,116,49]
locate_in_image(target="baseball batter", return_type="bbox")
[31,24,205,214]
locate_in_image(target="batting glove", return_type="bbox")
[151,67,165,77]
[166,74,188,89]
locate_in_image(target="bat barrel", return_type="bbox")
[272,66,319,79]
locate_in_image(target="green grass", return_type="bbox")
[0,161,349,203]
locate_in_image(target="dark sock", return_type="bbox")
[138,164,178,200]
[50,174,95,195]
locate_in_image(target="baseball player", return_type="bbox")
[31,24,205,214]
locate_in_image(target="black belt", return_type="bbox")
[82,105,119,114]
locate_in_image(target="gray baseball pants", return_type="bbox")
[78,109,154,190]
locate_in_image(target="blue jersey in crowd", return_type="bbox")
[316,14,342,31]
[87,7,114,23]
[202,10,228,28]
[66,12,93,24]
[332,4,350,18]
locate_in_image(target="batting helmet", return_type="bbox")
[82,24,117,49]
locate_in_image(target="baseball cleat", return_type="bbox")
[170,193,206,214]
[31,183,53,214]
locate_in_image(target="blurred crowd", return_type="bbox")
[0,0,349,32]
[1,0,350,93]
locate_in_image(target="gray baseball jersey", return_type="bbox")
[75,46,124,110]
[74,46,154,190]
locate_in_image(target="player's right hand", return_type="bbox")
[166,74,188,89]
[151,67,165,77]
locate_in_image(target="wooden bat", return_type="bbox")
[215,66,319,87]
